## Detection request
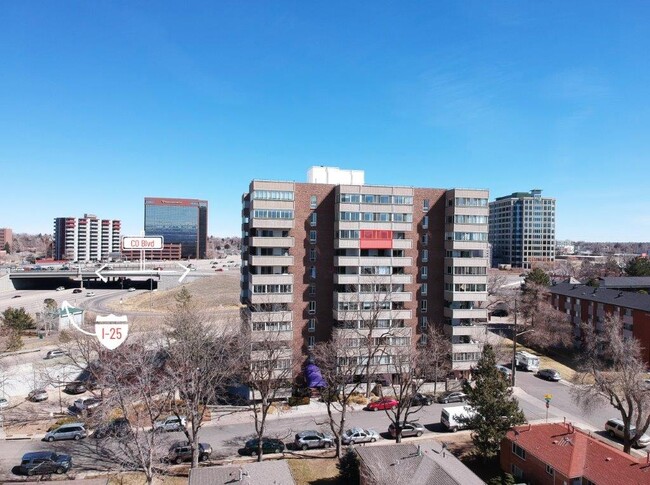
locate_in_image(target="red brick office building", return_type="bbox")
[240,167,490,380]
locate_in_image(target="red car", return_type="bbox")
[367,397,399,411]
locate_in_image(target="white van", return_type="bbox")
[440,405,475,432]
[515,351,540,372]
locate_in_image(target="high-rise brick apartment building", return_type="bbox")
[489,189,556,269]
[53,214,121,262]
[0,228,12,251]
[241,168,489,381]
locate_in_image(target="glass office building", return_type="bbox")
[144,198,208,259]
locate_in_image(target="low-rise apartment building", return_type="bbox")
[240,167,489,381]
[501,423,650,484]
[549,281,650,365]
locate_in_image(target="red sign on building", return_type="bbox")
[360,230,393,249]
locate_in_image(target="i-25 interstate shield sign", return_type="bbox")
[95,315,129,350]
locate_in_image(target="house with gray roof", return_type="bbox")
[189,459,295,485]
[355,440,484,485]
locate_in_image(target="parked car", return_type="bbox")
[64,382,87,395]
[93,418,131,439]
[341,427,379,445]
[85,291,95,297]
[605,418,650,448]
[242,437,285,455]
[437,391,468,404]
[167,441,212,464]
[388,421,425,438]
[410,393,434,406]
[72,288,82,294]
[367,397,399,411]
[44,423,87,442]
[536,368,561,381]
[19,451,72,476]
[44,349,67,360]
[153,415,186,433]
[294,430,334,450]
[0,397,9,408]
[128,287,136,292]
[73,397,102,413]
[496,365,512,380]
[27,389,48,402]
[56,286,65,291]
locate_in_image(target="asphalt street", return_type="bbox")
[0,371,624,478]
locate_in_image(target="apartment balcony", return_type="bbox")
[334,326,412,339]
[452,360,478,371]
[249,274,293,286]
[444,290,488,302]
[247,310,293,323]
[391,239,412,249]
[250,329,293,342]
[250,218,295,230]
[444,257,489,267]
[451,342,483,354]
[333,291,412,305]
[250,199,294,211]
[333,274,360,285]
[444,274,488,285]
[250,255,294,267]
[444,323,486,339]
[443,307,488,320]
[250,348,293,362]
[445,240,488,251]
[250,293,293,305]
[333,308,411,322]
[250,236,295,248]
[334,239,361,249]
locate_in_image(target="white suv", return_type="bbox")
[605,418,650,448]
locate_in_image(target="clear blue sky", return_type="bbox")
[1,1,649,241]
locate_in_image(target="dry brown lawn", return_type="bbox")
[107,272,241,314]
[287,457,340,485]
[106,473,187,485]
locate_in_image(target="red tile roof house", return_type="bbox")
[501,423,650,485]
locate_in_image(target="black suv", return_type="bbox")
[64,382,87,395]
[410,393,434,406]
[20,451,72,476]
[93,418,132,439]
[242,438,285,455]
[167,441,212,464]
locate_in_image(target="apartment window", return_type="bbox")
[421,283,428,296]
[309,230,317,243]
[309,284,316,296]
[545,464,554,476]
[308,318,316,332]
[310,266,316,279]
[309,248,317,262]
[310,212,317,227]
[423,199,429,211]
[308,301,316,314]
[421,267,428,279]
[422,249,428,262]
[512,443,526,460]
[423,216,429,229]
[419,334,428,346]
[511,465,524,481]
[310,195,317,209]
[421,233,428,245]
[308,336,315,349]
[421,300,428,312]
[420,316,428,329]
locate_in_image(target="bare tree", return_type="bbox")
[335,280,406,398]
[164,294,245,467]
[572,314,650,454]
[312,335,366,458]
[382,325,451,443]
[515,282,573,349]
[243,304,293,461]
